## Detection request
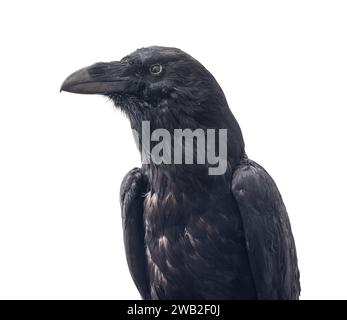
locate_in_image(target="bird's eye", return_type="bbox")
[150,64,162,75]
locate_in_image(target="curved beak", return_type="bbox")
[61,61,132,95]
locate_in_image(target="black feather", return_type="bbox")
[63,46,300,300]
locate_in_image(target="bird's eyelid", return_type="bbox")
[149,64,163,75]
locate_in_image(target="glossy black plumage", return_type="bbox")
[232,160,300,299]
[61,46,300,299]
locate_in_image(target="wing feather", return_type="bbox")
[232,159,300,299]
[120,167,150,299]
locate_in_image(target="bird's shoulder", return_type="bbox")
[120,167,147,219]
[232,158,283,208]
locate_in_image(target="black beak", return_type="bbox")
[61,61,132,95]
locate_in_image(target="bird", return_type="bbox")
[61,46,300,300]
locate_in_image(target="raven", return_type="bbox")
[61,46,300,299]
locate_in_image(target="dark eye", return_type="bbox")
[150,64,162,75]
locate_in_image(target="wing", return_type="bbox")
[120,167,150,299]
[232,159,300,299]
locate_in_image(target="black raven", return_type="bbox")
[61,46,300,299]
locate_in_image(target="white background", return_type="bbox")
[0,0,346,300]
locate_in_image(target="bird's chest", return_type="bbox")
[143,186,247,299]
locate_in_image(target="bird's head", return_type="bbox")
[61,46,245,170]
[61,46,230,131]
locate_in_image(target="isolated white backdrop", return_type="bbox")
[0,0,346,300]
